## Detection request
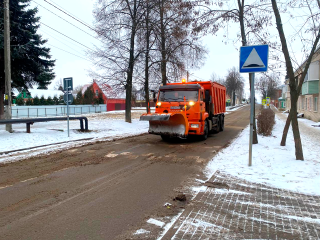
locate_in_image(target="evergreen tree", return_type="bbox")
[0,0,55,115]
[97,91,104,104]
[47,96,54,105]
[16,98,24,106]
[75,90,83,105]
[83,85,95,105]
[53,95,59,105]
[33,96,40,105]
[26,98,33,106]
[58,95,64,105]
[39,96,46,105]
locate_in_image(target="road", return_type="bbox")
[0,105,250,240]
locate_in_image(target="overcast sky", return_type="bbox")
[28,0,314,99]
[28,0,247,91]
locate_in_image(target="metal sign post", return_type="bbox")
[63,78,73,137]
[249,73,255,166]
[239,45,269,167]
[67,91,70,137]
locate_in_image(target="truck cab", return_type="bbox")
[155,83,208,136]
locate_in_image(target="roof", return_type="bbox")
[294,46,320,75]
[13,89,63,98]
[94,80,126,99]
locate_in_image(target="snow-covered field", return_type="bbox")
[205,113,320,196]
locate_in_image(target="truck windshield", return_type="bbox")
[159,90,198,102]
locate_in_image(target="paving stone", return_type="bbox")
[163,171,320,239]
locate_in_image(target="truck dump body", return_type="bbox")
[140,80,226,139]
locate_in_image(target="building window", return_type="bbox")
[315,97,318,112]
[301,98,304,110]
[95,90,99,96]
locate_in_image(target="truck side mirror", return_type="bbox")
[153,92,157,103]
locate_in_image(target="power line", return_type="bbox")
[46,0,92,27]
[42,0,97,33]
[47,43,112,71]
[46,43,89,61]
[40,21,94,51]
[39,29,86,56]
[32,0,97,39]
[1,2,95,53]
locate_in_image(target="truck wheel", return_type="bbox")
[201,121,208,140]
[220,115,224,132]
[212,117,220,134]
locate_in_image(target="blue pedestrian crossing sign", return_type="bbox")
[239,45,269,73]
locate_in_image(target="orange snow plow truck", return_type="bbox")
[140,80,226,140]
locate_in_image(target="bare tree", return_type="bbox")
[210,72,225,86]
[271,0,320,160]
[225,67,245,106]
[191,0,276,143]
[91,0,146,123]
[53,78,63,91]
[155,0,206,85]
[256,73,280,100]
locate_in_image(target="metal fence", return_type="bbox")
[11,104,107,118]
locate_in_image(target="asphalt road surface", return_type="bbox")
[0,105,251,240]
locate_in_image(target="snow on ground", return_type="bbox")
[205,113,320,196]
[0,110,149,163]
[226,104,247,112]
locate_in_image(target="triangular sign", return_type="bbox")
[241,48,265,69]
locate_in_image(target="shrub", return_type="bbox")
[257,108,275,136]
[16,98,25,106]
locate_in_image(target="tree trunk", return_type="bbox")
[279,28,320,145]
[145,0,150,113]
[290,94,304,160]
[280,110,292,146]
[159,0,167,85]
[0,89,4,119]
[252,101,258,144]
[271,0,304,160]
[125,1,137,123]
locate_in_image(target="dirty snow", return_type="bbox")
[134,229,150,235]
[0,110,149,163]
[205,113,320,196]
[147,218,165,228]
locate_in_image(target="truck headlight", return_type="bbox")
[189,101,195,106]
[190,124,199,128]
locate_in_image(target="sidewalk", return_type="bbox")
[162,110,320,239]
[162,171,320,239]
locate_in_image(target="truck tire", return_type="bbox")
[220,115,224,132]
[212,117,220,134]
[201,121,209,140]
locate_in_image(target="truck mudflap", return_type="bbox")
[140,113,189,138]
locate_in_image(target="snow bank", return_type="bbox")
[205,116,320,196]
[0,112,149,163]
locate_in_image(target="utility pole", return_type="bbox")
[4,0,12,132]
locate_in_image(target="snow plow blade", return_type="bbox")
[140,113,189,138]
